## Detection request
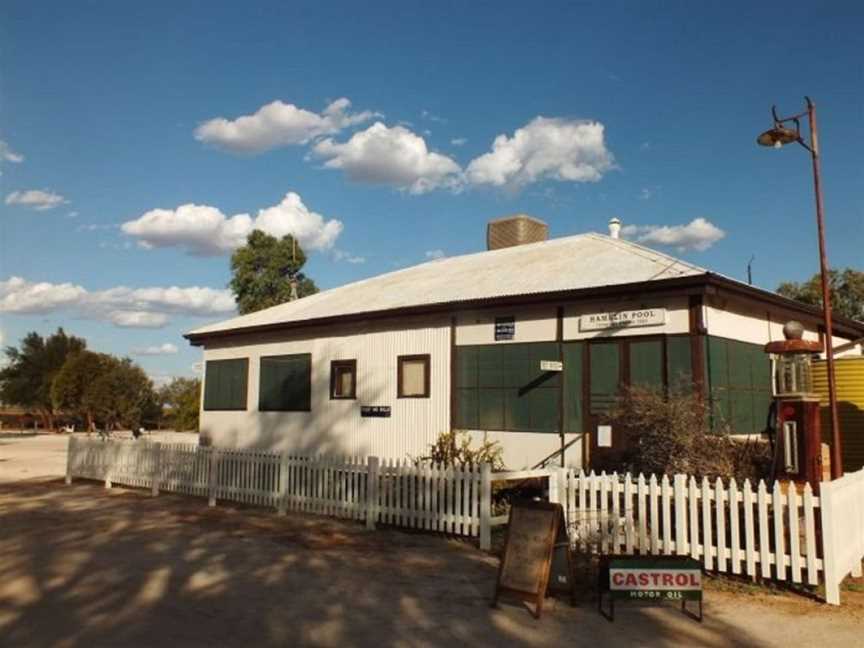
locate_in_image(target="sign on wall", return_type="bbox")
[579,308,666,332]
[360,406,391,417]
[495,316,516,340]
[540,360,563,372]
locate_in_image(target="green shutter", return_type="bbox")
[590,342,620,415]
[259,354,311,412]
[203,359,248,411]
[630,340,663,390]
[665,336,692,394]
[563,342,583,433]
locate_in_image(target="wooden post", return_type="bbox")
[480,463,492,551]
[674,474,687,556]
[366,456,379,530]
[104,441,114,489]
[278,452,289,516]
[65,436,75,485]
[208,448,219,508]
[820,479,841,605]
[151,442,162,497]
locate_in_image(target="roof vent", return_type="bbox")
[608,217,622,239]
[486,214,548,251]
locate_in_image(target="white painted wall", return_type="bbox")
[704,295,853,352]
[455,305,556,345]
[200,316,451,459]
[464,430,583,469]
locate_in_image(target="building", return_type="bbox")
[185,216,864,469]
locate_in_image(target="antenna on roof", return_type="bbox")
[747,255,755,285]
[289,235,299,301]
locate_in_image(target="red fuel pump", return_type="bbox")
[764,321,826,491]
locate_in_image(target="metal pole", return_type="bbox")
[807,98,843,479]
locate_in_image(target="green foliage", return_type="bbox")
[416,429,505,470]
[83,356,159,430]
[0,328,86,428]
[51,350,107,428]
[777,267,864,322]
[229,229,318,315]
[158,377,201,431]
[601,386,771,482]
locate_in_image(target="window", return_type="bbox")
[259,354,311,412]
[203,358,248,411]
[330,359,357,400]
[398,354,430,398]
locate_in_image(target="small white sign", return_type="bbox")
[597,425,612,448]
[580,308,666,332]
[540,360,563,372]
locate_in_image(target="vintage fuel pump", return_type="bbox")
[764,321,826,489]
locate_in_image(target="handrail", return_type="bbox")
[531,434,584,470]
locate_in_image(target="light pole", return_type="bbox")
[756,97,842,479]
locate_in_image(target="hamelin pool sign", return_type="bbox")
[579,308,666,331]
[609,558,702,601]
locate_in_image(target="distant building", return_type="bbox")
[185,216,864,469]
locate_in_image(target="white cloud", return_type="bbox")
[132,343,179,356]
[313,122,463,194]
[466,117,615,189]
[121,192,343,256]
[421,110,446,123]
[0,276,235,328]
[450,138,467,146]
[194,98,377,154]
[333,250,366,264]
[0,140,23,164]
[66,211,79,219]
[5,189,67,211]
[425,249,446,260]
[620,217,726,252]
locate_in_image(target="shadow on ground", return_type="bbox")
[0,479,829,648]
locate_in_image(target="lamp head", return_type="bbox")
[757,125,799,148]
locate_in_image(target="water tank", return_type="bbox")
[486,214,549,250]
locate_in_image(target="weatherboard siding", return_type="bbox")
[199,316,451,460]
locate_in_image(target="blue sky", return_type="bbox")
[1,0,862,383]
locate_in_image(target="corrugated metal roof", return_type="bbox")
[188,233,709,336]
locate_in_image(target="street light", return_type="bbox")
[757,96,843,479]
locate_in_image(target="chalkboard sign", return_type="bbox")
[494,316,515,341]
[492,500,562,618]
[360,406,391,417]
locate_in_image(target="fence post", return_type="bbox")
[151,442,162,497]
[480,463,492,551]
[548,468,560,504]
[674,474,687,556]
[278,452,289,516]
[366,456,379,530]
[104,441,114,489]
[208,448,219,507]
[65,436,75,485]
[820,480,841,605]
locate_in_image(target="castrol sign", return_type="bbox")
[608,558,702,602]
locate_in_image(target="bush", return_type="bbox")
[595,386,772,483]
[415,429,505,470]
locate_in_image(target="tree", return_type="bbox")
[51,351,109,430]
[158,377,201,431]
[0,328,86,430]
[82,356,159,430]
[777,268,864,322]
[229,229,318,315]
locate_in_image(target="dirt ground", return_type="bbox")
[1,435,864,648]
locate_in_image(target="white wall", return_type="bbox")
[464,430,583,469]
[456,305,556,345]
[200,316,451,459]
[704,295,853,353]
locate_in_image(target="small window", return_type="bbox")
[398,354,430,398]
[259,354,311,412]
[203,358,249,411]
[330,360,357,400]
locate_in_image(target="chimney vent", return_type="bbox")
[608,217,622,239]
[487,214,548,250]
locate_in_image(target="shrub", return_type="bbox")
[415,429,505,470]
[595,386,772,483]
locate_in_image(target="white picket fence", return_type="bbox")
[65,437,488,538]
[65,438,864,604]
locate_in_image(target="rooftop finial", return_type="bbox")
[608,217,622,239]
